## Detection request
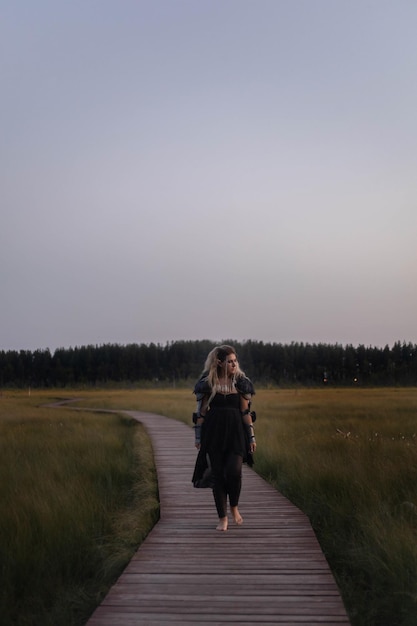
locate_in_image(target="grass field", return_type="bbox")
[0,392,159,626]
[1,386,417,625]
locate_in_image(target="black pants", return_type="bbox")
[208,451,243,518]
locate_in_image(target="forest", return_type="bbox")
[0,340,416,388]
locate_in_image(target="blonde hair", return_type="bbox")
[203,344,245,404]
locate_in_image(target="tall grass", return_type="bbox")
[3,387,417,626]
[0,392,159,626]
[74,386,417,626]
[252,388,417,626]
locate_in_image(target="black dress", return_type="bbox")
[192,388,254,487]
[203,392,246,458]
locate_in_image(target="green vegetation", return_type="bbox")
[76,386,417,626]
[1,338,416,387]
[253,388,417,626]
[2,387,417,626]
[0,392,159,626]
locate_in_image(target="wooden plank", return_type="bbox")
[86,411,351,626]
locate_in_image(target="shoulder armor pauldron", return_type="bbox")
[235,376,255,396]
[194,375,211,398]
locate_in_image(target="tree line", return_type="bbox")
[0,340,416,388]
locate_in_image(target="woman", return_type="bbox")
[192,345,256,532]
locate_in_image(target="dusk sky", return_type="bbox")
[2,0,416,352]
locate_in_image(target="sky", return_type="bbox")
[2,0,417,353]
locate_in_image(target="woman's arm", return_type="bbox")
[194,395,209,449]
[240,395,257,453]
[197,395,209,422]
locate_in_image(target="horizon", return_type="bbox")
[2,336,416,355]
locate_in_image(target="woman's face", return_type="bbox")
[225,353,237,377]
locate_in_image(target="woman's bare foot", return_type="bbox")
[216,517,228,532]
[231,506,243,525]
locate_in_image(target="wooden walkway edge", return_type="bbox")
[86,411,351,625]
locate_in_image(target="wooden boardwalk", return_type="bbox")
[86,411,351,626]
